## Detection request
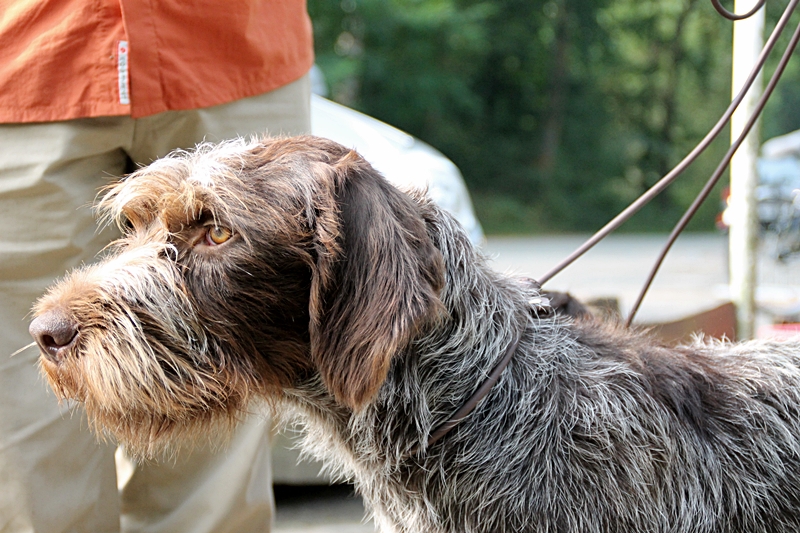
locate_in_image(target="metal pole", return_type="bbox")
[729,0,765,340]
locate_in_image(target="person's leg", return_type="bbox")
[0,117,135,533]
[118,418,275,533]
[119,73,311,533]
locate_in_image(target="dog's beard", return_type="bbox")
[37,317,257,459]
[33,255,262,459]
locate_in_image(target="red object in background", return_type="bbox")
[758,323,800,339]
[716,186,732,231]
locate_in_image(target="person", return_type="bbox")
[0,2,314,532]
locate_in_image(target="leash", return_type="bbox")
[424,335,521,450]
[402,335,520,459]
[537,0,800,327]
[405,289,553,458]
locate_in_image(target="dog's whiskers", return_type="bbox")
[10,342,37,358]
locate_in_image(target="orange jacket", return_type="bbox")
[0,0,314,123]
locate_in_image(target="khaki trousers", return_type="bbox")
[0,75,311,533]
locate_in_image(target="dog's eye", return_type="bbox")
[205,226,233,246]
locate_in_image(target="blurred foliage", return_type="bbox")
[308,0,800,234]
[762,1,800,141]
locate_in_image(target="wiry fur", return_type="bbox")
[31,136,800,532]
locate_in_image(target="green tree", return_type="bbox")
[308,0,745,234]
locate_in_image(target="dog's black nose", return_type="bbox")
[29,310,78,364]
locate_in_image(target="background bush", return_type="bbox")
[309,0,800,234]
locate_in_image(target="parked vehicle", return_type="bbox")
[310,94,484,244]
[718,130,800,262]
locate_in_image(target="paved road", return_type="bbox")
[484,233,733,324]
[274,485,373,533]
[275,232,759,532]
[484,232,800,325]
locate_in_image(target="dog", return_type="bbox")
[29,136,800,532]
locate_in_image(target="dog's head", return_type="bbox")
[29,136,445,455]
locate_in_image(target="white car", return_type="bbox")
[310,94,484,245]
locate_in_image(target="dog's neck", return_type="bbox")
[277,208,579,533]
[282,209,545,472]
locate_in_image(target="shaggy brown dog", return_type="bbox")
[30,136,800,532]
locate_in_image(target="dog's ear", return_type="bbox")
[307,147,445,411]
